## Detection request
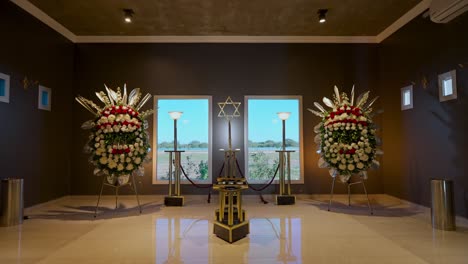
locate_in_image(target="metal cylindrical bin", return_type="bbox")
[1,178,24,227]
[431,179,455,231]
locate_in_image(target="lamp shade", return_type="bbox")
[277,112,291,120]
[168,111,183,120]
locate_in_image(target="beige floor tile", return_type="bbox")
[1,195,468,263]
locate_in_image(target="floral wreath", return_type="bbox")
[76,84,153,180]
[308,86,382,182]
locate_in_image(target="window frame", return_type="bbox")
[244,95,304,184]
[152,95,213,184]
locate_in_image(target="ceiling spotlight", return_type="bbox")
[318,9,328,23]
[123,9,134,23]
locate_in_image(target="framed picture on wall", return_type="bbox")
[0,72,10,103]
[438,70,457,102]
[38,85,52,111]
[401,85,413,110]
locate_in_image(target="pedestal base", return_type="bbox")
[213,221,249,243]
[164,196,184,206]
[276,195,296,205]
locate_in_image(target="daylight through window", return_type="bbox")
[245,96,303,182]
[153,96,212,183]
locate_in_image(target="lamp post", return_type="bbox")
[164,111,185,206]
[275,112,295,205]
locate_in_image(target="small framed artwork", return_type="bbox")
[0,72,10,103]
[438,70,457,102]
[401,85,413,110]
[38,85,51,111]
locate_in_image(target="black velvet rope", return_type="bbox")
[179,165,213,203]
[235,159,280,204]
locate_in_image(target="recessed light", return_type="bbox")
[123,9,134,23]
[318,9,328,23]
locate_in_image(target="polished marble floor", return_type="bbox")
[1,194,468,264]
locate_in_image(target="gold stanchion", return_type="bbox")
[164,111,184,206]
[275,113,296,205]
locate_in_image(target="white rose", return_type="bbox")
[341,159,346,164]
[117,164,124,171]
[348,164,355,171]
[94,143,100,148]
[108,160,117,169]
[99,156,108,164]
[331,159,337,164]
[357,162,364,169]
[126,164,134,171]
[135,157,141,164]
[339,164,346,170]
[108,115,116,121]
[365,147,372,154]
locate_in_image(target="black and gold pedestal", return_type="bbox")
[213,183,249,243]
[275,150,296,205]
[164,150,185,207]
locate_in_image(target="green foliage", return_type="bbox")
[248,151,279,180]
[248,139,298,148]
[184,155,208,180]
[158,140,209,149]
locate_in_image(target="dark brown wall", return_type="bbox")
[73,43,383,196]
[0,1,74,207]
[380,13,468,217]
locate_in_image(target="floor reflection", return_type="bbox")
[155,218,209,264]
[154,217,301,264]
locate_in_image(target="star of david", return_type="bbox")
[218,96,241,119]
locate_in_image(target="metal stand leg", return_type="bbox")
[94,177,106,218]
[132,174,142,213]
[328,177,336,211]
[361,181,373,215]
[115,187,119,209]
[347,183,351,206]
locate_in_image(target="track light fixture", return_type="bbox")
[318,9,328,23]
[123,9,134,23]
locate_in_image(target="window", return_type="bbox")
[439,70,457,102]
[38,85,51,111]
[0,72,10,103]
[401,85,413,110]
[244,96,303,183]
[153,96,212,184]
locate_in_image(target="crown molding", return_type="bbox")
[10,0,429,44]
[75,35,378,44]
[376,0,431,43]
[10,0,76,42]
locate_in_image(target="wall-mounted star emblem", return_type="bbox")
[218,96,241,119]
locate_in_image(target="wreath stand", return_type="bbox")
[328,175,373,215]
[94,174,142,218]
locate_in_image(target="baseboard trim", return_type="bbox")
[24,195,70,214]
